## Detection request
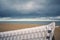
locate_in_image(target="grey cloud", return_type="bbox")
[0,0,60,18]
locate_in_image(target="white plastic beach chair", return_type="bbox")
[0,22,55,40]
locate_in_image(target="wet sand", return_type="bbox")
[0,23,60,40]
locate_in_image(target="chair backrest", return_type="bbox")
[0,22,55,40]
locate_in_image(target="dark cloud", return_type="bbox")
[0,0,60,18]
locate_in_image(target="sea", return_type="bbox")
[0,21,60,26]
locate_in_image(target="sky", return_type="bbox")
[0,0,60,21]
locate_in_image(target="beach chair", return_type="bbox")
[0,22,55,40]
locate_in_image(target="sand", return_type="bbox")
[0,23,60,40]
[0,23,41,32]
[54,27,60,40]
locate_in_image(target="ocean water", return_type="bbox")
[0,21,59,40]
[0,21,60,26]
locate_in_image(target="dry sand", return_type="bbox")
[0,23,41,32]
[54,27,60,40]
[0,23,60,40]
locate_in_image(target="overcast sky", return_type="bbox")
[0,0,60,21]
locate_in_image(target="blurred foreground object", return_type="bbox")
[0,22,55,40]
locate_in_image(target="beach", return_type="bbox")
[0,23,60,40]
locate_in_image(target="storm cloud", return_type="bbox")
[0,0,60,18]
